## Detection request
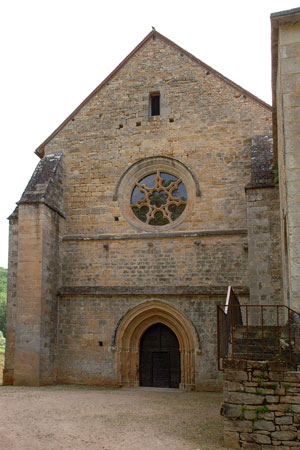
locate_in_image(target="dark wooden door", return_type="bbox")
[139,323,180,388]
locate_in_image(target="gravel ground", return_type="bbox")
[0,385,226,450]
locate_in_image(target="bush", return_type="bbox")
[0,331,5,346]
[0,268,7,337]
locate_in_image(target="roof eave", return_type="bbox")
[35,30,156,157]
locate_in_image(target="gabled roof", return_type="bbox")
[35,29,272,158]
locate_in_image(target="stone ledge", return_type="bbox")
[58,285,250,296]
[17,200,66,219]
[223,360,293,372]
[245,183,277,190]
[62,228,248,241]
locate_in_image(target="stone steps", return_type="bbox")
[230,325,286,361]
[232,325,283,339]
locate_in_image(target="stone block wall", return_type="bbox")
[246,186,282,307]
[44,35,272,239]
[3,154,64,386]
[12,204,63,385]
[223,360,300,449]
[39,206,63,384]
[56,295,229,390]
[4,31,281,387]
[3,212,18,385]
[272,11,300,310]
[62,233,248,288]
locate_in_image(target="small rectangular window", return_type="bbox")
[150,93,160,116]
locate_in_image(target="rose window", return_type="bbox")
[130,171,187,226]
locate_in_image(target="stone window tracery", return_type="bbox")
[131,171,187,226]
[116,156,199,232]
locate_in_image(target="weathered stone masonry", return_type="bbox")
[272,8,300,311]
[4,154,64,386]
[223,360,300,449]
[246,137,282,307]
[4,30,282,389]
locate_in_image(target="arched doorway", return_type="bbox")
[139,323,180,388]
[113,300,200,390]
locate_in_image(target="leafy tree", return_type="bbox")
[0,268,7,337]
[0,331,5,346]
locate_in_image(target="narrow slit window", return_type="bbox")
[150,93,160,116]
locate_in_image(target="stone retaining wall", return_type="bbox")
[223,360,300,449]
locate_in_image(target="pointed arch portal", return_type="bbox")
[140,323,180,388]
[114,300,200,390]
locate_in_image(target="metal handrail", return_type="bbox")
[217,286,243,370]
[217,293,300,371]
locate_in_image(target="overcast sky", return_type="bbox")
[0,0,298,268]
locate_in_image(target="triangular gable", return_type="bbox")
[35,29,272,158]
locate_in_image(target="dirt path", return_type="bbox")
[0,386,226,450]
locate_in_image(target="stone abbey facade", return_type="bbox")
[3,30,282,390]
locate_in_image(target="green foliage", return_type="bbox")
[256,377,262,386]
[0,331,5,346]
[238,405,247,420]
[0,267,7,298]
[252,405,269,430]
[254,373,268,387]
[0,267,7,337]
[284,406,292,414]
[255,405,269,415]
[256,389,265,396]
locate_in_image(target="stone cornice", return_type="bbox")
[63,228,247,242]
[58,285,249,296]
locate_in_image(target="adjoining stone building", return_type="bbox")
[3,30,282,390]
[271,7,300,313]
[221,11,300,447]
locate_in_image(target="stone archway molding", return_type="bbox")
[113,300,200,390]
[113,156,201,201]
[113,156,201,232]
